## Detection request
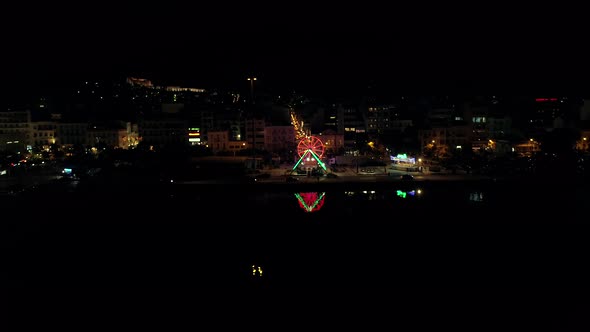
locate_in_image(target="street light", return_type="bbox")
[247,77,257,169]
[247,77,257,104]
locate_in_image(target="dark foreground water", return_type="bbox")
[3,177,590,293]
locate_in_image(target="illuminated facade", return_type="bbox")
[514,139,541,155]
[529,97,567,131]
[208,130,247,154]
[165,86,205,93]
[208,130,229,153]
[367,105,397,134]
[57,123,88,146]
[337,105,366,149]
[264,126,295,152]
[319,130,344,154]
[139,118,188,146]
[419,125,472,154]
[0,110,31,152]
[126,77,205,93]
[245,118,265,150]
[126,77,154,88]
[188,127,201,145]
[31,121,57,147]
[87,127,128,148]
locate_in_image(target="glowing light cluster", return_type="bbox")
[391,154,416,164]
[295,192,326,212]
[293,136,327,171]
[252,265,263,277]
[293,148,327,171]
[290,109,306,139]
[396,189,421,199]
[297,136,325,158]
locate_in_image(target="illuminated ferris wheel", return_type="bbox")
[297,136,325,158]
[292,135,327,172]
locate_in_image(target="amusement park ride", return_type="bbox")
[289,107,328,175]
[288,109,328,213]
[292,135,327,174]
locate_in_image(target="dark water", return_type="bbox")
[3,178,590,292]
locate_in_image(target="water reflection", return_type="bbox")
[342,189,423,201]
[469,192,484,202]
[294,192,326,212]
[396,189,422,198]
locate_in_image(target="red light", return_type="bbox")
[535,98,558,102]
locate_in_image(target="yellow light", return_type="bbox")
[418,158,422,162]
[417,189,422,194]
[252,265,263,277]
[530,138,534,141]
[432,140,435,143]
[584,137,587,141]
[242,143,246,146]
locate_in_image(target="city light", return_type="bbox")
[391,154,416,164]
[294,192,326,212]
[252,265,263,277]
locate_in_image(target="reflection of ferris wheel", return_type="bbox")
[297,136,325,158]
[295,192,326,213]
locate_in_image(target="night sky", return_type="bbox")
[4,3,588,97]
